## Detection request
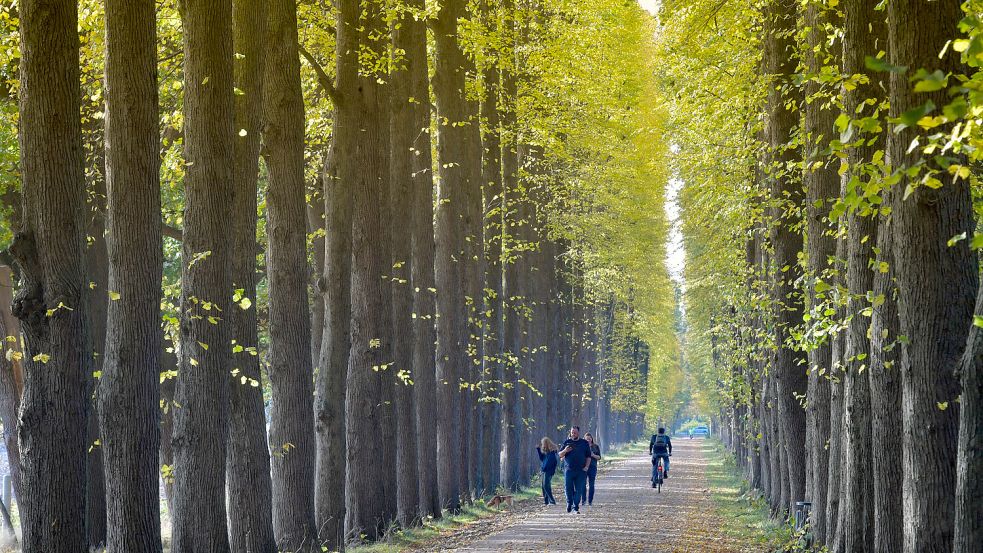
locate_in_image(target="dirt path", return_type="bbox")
[411,439,754,553]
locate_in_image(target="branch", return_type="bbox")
[298,45,340,104]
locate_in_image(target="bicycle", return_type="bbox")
[651,456,666,493]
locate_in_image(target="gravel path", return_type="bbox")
[413,439,752,553]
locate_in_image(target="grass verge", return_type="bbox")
[701,438,795,552]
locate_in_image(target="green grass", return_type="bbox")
[701,439,796,552]
[344,439,645,553]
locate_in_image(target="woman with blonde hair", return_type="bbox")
[536,437,559,505]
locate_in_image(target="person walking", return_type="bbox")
[536,437,559,505]
[584,432,602,506]
[558,425,591,513]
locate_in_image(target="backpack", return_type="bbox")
[652,434,669,454]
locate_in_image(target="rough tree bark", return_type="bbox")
[801,0,837,541]
[312,7,354,548]
[11,0,89,550]
[226,0,276,550]
[343,0,390,540]
[955,283,983,552]
[406,1,443,516]
[390,0,422,525]
[763,0,806,515]
[869,187,903,553]
[834,0,885,549]
[263,0,317,547]
[887,2,978,552]
[431,0,477,510]
[170,0,236,549]
[478,0,504,496]
[314,137,351,549]
[98,0,164,550]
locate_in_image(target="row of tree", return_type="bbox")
[0,0,677,552]
[660,0,982,552]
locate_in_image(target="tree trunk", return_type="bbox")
[801,0,837,541]
[834,1,885,549]
[955,286,983,552]
[263,0,318,547]
[406,6,442,516]
[390,1,422,525]
[227,1,276,550]
[314,135,352,549]
[763,0,806,516]
[887,2,978,552]
[825,233,846,546]
[11,0,89,550]
[478,0,504,496]
[869,187,903,553]
[431,0,478,510]
[343,0,390,539]
[84,150,108,550]
[0,266,22,509]
[98,0,163,550]
[170,0,236,548]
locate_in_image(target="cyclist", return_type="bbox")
[649,427,672,486]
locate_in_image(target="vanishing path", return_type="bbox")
[414,439,754,553]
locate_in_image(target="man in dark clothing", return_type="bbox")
[649,427,673,485]
[559,426,591,513]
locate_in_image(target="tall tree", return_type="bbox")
[169,0,236,548]
[343,0,390,539]
[431,0,476,510]
[227,0,276,550]
[263,0,317,547]
[390,0,422,526]
[312,17,352,553]
[762,0,806,515]
[801,0,837,541]
[10,0,89,550]
[404,0,443,518]
[98,0,163,550]
[834,0,885,549]
[478,0,504,496]
[887,1,978,551]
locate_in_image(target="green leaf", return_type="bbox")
[865,56,906,74]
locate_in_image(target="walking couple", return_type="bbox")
[536,426,601,513]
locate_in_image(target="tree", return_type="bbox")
[10,0,89,550]
[227,0,276,549]
[887,1,978,551]
[342,0,390,539]
[430,0,476,510]
[169,0,236,548]
[800,0,837,541]
[477,0,504,496]
[390,0,423,526]
[403,0,443,518]
[762,0,806,515]
[263,0,317,546]
[98,0,163,550]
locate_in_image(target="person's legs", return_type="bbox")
[587,470,597,505]
[541,472,550,504]
[664,455,670,477]
[651,456,658,484]
[574,471,587,510]
[545,472,556,504]
[564,469,575,512]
